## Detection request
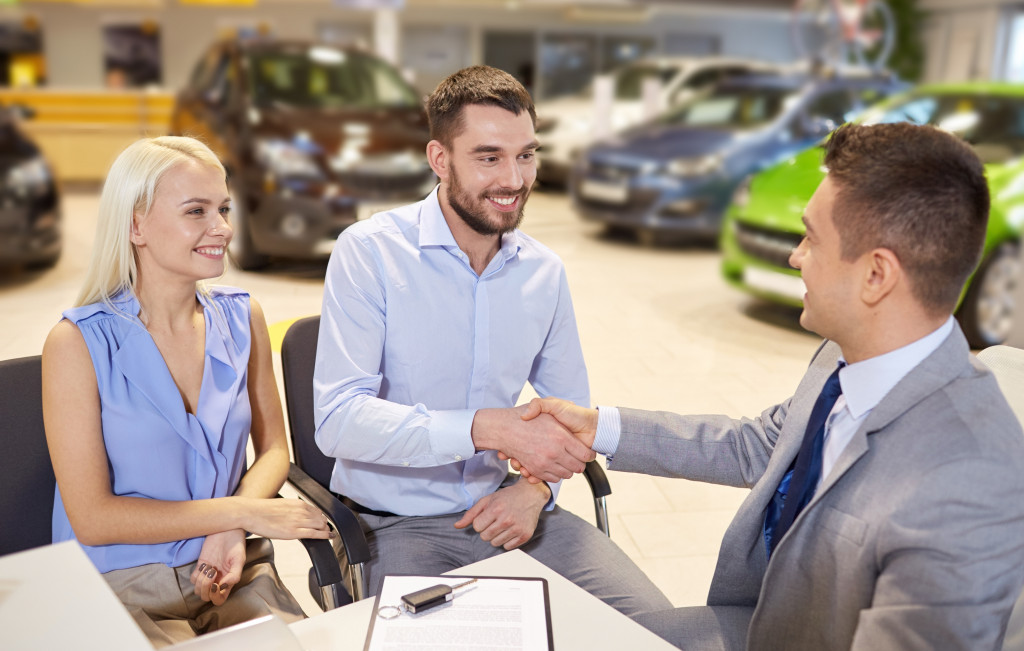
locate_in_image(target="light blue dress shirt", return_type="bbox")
[314,187,589,516]
[818,316,954,485]
[594,318,956,475]
[52,288,253,573]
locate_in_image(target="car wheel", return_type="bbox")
[228,188,269,271]
[957,242,1020,348]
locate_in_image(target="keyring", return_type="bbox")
[377,605,402,620]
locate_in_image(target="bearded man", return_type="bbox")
[313,65,671,618]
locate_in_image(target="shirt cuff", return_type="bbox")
[593,406,622,457]
[427,409,478,462]
[542,480,560,511]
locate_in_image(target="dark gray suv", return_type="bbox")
[171,39,436,269]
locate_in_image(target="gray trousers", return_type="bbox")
[103,538,305,648]
[337,495,673,620]
[634,605,754,650]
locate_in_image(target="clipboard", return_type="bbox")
[364,574,554,650]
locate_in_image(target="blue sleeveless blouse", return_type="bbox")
[51,287,252,573]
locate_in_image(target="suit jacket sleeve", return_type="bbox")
[611,398,792,489]
[608,340,839,488]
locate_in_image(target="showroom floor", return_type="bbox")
[2,187,1006,617]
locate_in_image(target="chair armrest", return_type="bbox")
[287,464,371,566]
[583,460,611,498]
[297,537,343,593]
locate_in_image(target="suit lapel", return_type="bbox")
[804,326,972,509]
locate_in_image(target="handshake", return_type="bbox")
[471,397,601,484]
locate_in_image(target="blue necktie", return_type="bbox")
[764,363,844,558]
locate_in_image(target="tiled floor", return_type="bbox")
[2,188,827,617]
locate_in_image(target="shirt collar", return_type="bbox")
[417,185,523,265]
[838,316,955,419]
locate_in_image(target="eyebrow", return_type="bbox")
[470,140,540,154]
[179,197,231,206]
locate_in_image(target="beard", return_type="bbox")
[447,162,529,236]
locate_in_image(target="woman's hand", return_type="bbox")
[240,497,333,540]
[190,529,246,605]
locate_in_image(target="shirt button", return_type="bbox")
[402,461,410,467]
[454,454,463,461]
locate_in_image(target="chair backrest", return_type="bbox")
[977,345,1024,425]
[977,345,1024,651]
[280,315,336,489]
[0,355,56,556]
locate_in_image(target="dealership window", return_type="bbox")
[539,32,598,100]
[483,31,537,97]
[102,21,161,88]
[601,36,656,72]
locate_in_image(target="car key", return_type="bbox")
[401,578,478,613]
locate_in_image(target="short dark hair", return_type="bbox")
[426,65,535,147]
[824,123,990,315]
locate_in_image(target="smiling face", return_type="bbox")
[434,104,538,236]
[131,159,232,286]
[788,175,861,343]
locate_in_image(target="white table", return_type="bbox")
[290,549,678,650]
[0,541,152,651]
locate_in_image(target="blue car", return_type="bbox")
[569,71,906,241]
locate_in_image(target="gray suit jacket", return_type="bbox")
[615,325,1024,650]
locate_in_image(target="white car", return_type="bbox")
[535,56,777,186]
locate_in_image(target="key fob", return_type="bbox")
[401,584,453,613]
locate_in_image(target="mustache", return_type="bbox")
[482,187,528,198]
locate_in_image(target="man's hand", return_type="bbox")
[521,398,599,443]
[504,398,601,482]
[453,480,550,550]
[190,529,247,605]
[471,406,596,482]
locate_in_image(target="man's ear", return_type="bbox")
[426,140,448,181]
[129,212,145,246]
[861,247,901,307]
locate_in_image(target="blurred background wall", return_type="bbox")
[8,1,804,97]
[0,0,1019,184]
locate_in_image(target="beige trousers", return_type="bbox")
[102,538,305,648]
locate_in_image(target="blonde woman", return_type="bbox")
[42,136,331,647]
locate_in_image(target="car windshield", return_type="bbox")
[660,86,798,130]
[612,65,679,100]
[247,47,420,109]
[863,93,1024,162]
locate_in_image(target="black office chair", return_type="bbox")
[279,315,614,601]
[0,356,56,557]
[0,354,350,612]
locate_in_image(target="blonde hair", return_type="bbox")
[75,136,226,308]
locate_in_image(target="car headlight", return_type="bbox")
[731,175,752,209]
[7,155,51,191]
[666,154,723,177]
[255,139,322,178]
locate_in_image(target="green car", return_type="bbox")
[721,83,1024,348]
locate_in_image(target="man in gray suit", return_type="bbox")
[515,123,1024,649]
